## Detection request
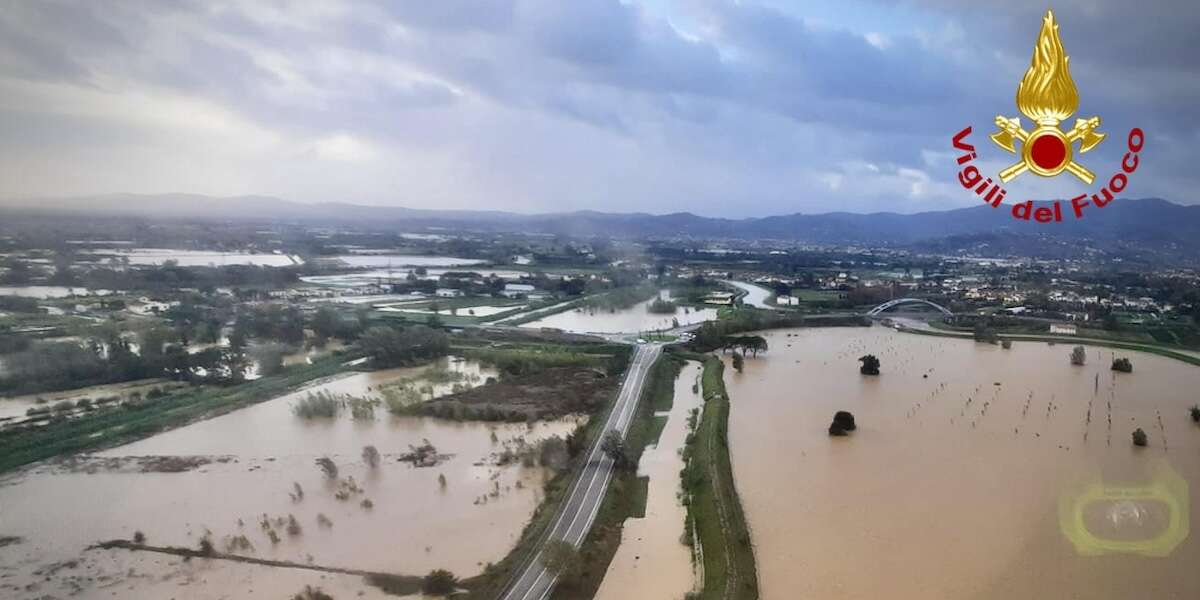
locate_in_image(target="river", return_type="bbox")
[724,325,1200,599]
[520,291,717,334]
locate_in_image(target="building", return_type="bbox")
[435,288,463,298]
[1049,324,1077,335]
[501,283,536,298]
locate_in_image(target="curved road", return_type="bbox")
[498,343,662,600]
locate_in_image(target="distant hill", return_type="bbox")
[3,194,1199,255]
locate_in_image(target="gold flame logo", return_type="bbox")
[1017,12,1078,125]
[990,10,1105,183]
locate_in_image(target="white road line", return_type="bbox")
[504,345,654,600]
[532,348,658,600]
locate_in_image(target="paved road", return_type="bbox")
[498,343,663,600]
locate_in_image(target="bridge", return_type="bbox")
[866,297,953,317]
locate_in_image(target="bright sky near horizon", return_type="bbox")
[0,0,1195,217]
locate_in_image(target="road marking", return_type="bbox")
[503,345,659,600]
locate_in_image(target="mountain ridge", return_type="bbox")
[2,194,1198,251]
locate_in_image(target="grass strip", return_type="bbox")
[677,351,759,600]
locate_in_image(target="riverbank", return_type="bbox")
[897,323,1200,366]
[677,351,759,600]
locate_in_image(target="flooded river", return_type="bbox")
[595,361,702,600]
[0,358,582,599]
[724,326,1200,599]
[521,291,717,334]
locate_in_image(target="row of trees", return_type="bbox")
[0,329,258,394]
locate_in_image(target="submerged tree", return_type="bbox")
[1191,405,1200,423]
[858,354,881,376]
[1070,346,1087,366]
[292,586,334,600]
[422,569,459,596]
[315,456,338,479]
[1132,428,1148,447]
[828,411,856,436]
[731,351,744,373]
[1111,357,1133,373]
[362,445,381,468]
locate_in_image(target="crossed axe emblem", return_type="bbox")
[990,115,1106,184]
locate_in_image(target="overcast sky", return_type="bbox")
[0,0,1195,217]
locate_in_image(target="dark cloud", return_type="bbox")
[0,0,1195,216]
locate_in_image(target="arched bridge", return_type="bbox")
[866,298,953,317]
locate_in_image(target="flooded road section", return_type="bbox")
[725,326,1200,600]
[0,358,583,599]
[521,291,718,334]
[595,361,703,600]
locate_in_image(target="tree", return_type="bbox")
[1070,346,1087,366]
[731,351,744,373]
[858,354,880,375]
[253,343,287,377]
[229,317,250,352]
[422,569,458,596]
[829,411,856,436]
[1111,357,1133,373]
[311,306,339,342]
[316,456,338,479]
[600,430,629,469]
[541,540,583,583]
[973,320,999,344]
[357,324,449,367]
[292,586,333,600]
[362,445,380,468]
[1131,428,1148,447]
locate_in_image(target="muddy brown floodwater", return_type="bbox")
[520,291,717,334]
[0,357,584,599]
[725,326,1200,600]
[595,361,703,600]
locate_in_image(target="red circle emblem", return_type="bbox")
[1029,134,1067,170]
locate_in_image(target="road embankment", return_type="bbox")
[677,351,759,600]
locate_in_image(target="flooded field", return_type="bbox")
[725,326,1200,599]
[0,286,112,298]
[521,292,717,334]
[0,379,176,426]
[0,358,584,599]
[379,303,525,318]
[301,267,530,287]
[595,361,702,600]
[85,248,300,267]
[326,255,487,269]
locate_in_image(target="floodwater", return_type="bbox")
[301,267,530,287]
[379,304,525,317]
[725,326,1200,600]
[0,285,113,298]
[0,379,175,425]
[85,248,300,267]
[520,291,718,334]
[0,358,584,599]
[724,280,776,309]
[595,362,702,600]
[327,255,487,268]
